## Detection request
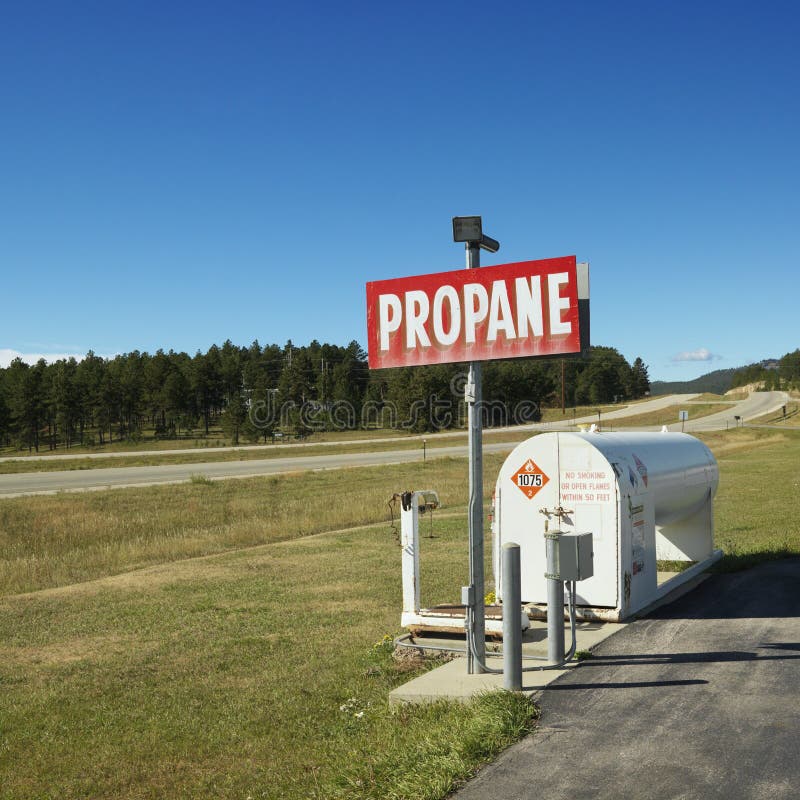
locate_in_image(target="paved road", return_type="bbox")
[454,558,800,800]
[674,390,788,432]
[0,440,519,497]
[563,390,788,432]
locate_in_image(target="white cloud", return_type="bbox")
[671,348,721,363]
[0,349,90,368]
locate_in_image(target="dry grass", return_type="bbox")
[609,402,729,428]
[0,435,457,474]
[0,425,421,459]
[746,401,800,427]
[0,453,510,597]
[538,401,628,423]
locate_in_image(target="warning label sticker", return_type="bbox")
[511,458,550,499]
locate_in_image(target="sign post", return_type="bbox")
[465,239,486,673]
[365,219,589,677]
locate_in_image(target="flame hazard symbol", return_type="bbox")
[511,458,550,499]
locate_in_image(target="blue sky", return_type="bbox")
[1,0,797,381]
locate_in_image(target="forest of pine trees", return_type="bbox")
[0,340,651,452]
[730,349,800,392]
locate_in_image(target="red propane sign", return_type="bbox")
[366,256,582,369]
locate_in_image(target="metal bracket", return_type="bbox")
[464,380,476,404]
[539,505,574,520]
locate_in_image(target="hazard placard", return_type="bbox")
[511,458,550,499]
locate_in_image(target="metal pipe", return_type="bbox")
[545,530,565,664]
[394,632,555,662]
[466,240,486,674]
[502,543,522,690]
[463,581,580,674]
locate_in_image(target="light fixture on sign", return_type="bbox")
[452,215,482,242]
[452,215,500,253]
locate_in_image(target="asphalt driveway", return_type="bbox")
[453,558,800,800]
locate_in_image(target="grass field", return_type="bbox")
[0,453,509,596]
[0,435,450,475]
[0,514,535,800]
[748,401,800,427]
[1,429,798,798]
[0,425,427,459]
[609,402,730,428]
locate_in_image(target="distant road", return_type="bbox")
[0,392,789,498]
[650,390,788,432]
[0,441,516,498]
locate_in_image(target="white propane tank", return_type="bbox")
[493,431,720,620]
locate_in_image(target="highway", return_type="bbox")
[0,392,789,498]
[0,441,518,498]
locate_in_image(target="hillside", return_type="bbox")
[650,368,739,396]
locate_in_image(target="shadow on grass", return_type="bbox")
[712,547,795,573]
[652,556,800,619]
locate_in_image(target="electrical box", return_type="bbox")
[557,532,594,582]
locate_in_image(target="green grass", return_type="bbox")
[1,427,799,798]
[706,429,800,570]
[0,514,535,800]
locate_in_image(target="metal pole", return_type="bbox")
[502,543,522,690]
[466,241,486,673]
[545,530,565,664]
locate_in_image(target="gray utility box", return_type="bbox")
[556,532,594,582]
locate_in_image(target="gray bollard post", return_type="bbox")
[545,530,565,665]
[502,542,522,691]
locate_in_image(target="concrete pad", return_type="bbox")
[390,564,724,705]
[389,619,623,705]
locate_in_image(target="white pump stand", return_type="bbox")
[400,491,525,635]
[400,494,421,620]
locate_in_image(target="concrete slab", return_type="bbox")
[390,564,723,705]
[389,619,623,705]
